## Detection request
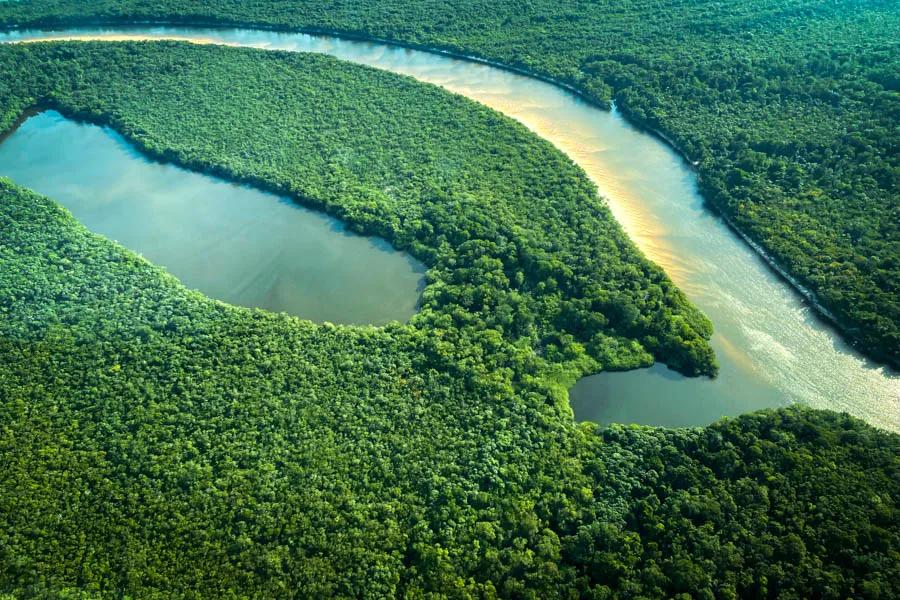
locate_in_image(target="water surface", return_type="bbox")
[0,110,425,325]
[1,27,896,431]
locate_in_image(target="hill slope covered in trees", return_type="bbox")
[1,0,894,367]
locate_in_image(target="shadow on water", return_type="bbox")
[0,110,426,326]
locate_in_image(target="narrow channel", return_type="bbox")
[1,27,896,431]
[0,110,425,325]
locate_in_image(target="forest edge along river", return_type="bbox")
[1,26,896,432]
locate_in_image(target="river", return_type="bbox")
[1,26,896,431]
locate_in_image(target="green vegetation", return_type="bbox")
[1,0,894,367]
[3,183,899,598]
[0,41,716,379]
[0,41,898,598]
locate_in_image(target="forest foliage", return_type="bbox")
[0,0,894,366]
[2,179,898,598]
[0,40,897,598]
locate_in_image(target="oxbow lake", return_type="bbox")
[0,110,425,326]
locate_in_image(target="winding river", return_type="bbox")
[1,26,896,431]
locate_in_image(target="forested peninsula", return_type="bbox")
[0,41,718,379]
[1,0,895,368]
[0,40,898,598]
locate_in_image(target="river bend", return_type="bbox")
[1,26,896,431]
